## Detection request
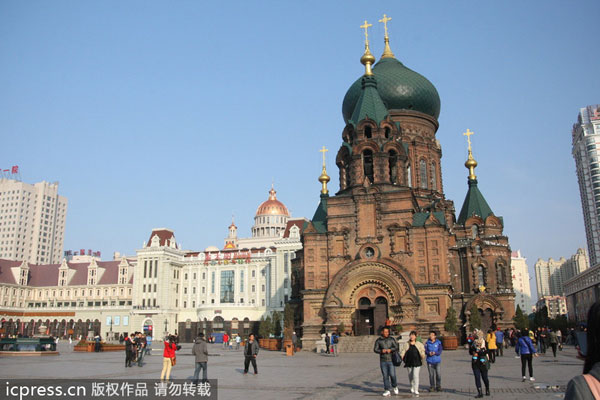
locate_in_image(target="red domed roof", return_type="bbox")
[256,187,290,217]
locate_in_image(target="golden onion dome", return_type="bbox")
[255,187,290,217]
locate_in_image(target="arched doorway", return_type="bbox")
[374,297,389,334]
[356,297,373,335]
[143,319,153,335]
[481,308,494,333]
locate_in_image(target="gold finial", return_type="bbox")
[360,20,375,76]
[463,129,478,180]
[318,146,330,195]
[379,14,395,59]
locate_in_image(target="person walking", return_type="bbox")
[325,333,330,354]
[160,335,179,381]
[541,328,548,354]
[535,328,543,354]
[124,333,134,367]
[556,329,562,350]
[486,330,497,363]
[331,332,339,357]
[94,334,102,352]
[145,333,152,356]
[292,331,298,353]
[223,333,229,350]
[243,333,259,374]
[400,330,426,396]
[424,330,443,392]
[495,328,504,357]
[548,329,558,360]
[565,300,600,400]
[192,332,208,383]
[516,329,538,381]
[235,335,241,350]
[373,326,399,397]
[136,332,146,367]
[469,330,490,398]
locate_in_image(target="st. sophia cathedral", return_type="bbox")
[293,17,515,349]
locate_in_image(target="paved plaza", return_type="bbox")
[0,342,582,399]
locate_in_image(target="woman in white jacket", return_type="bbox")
[399,331,426,395]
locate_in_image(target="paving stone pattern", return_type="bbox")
[0,342,583,399]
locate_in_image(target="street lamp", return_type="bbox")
[164,319,168,336]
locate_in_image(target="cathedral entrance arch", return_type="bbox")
[324,260,418,336]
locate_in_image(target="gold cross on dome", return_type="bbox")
[360,20,372,44]
[463,129,475,152]
[379,14,392,38]
[319,146,328,167]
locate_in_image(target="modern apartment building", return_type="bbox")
[572,105,600,265]
[0,179,68,264]
[511,250,533,312]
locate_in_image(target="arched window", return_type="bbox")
[407,164,412,187]
[363,150,374,183]
[419,159,427,189]
[384,127,391,139]
[364,126,372,139]
[477,265,485,287]
[430,162,437,191]
[475,245,482,255]
[388,150,398,184]
[359,297,371,307]
[497,263,506,287]
[471,225,479,239]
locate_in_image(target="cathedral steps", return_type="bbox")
[336,335,379,353]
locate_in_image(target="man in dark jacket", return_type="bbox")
[192,332,209,383]
[136,332,146,367]
[244,333,259,374]
[374,326,399,397]
[124,333,134,367]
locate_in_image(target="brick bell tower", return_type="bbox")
[294,17,514,349]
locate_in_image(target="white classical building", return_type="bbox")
[0,179,68,264]
[0,186,304,342]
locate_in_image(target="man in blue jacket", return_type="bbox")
[516,330,538,381]
[495,328,504,357]
[425,330,443,392]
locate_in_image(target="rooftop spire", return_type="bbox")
[318,146,330,195]
[360,20,375,76]
[379,14,395,59]
[463,129,477,180]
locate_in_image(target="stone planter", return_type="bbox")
[258,338,266,349]
[441,335,458,350]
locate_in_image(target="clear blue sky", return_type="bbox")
[1,1,599,301]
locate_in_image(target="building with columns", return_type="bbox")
[294,22,515,349]
[0,186,304,342]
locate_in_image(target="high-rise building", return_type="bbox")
[0,179,68,264]
[535,257,564,297]
[511,250,533,312]
[562,248,589,282]
[572,105,600,266]
[534,248,589,298]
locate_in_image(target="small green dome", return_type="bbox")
[342,57,441,122]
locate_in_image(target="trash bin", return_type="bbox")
[285,344,293,356]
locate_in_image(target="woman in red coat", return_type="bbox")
[160,335,178,380]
